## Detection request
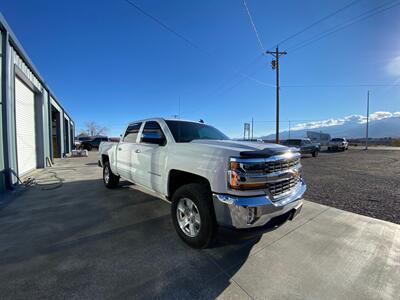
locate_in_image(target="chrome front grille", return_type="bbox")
[267,176,301,197]
[265,157,300,174]
[229,152,302,198]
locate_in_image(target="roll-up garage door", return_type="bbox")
[15,77,37,175]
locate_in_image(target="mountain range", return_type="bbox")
[261,111,400,140]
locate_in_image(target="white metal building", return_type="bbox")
[0,13,74,192]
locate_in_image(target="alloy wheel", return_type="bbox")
[176,198,201,237]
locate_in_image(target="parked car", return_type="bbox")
[328,138,348,151]
[98,118,306,248]
[74,136,92,149]
[80,136,109,151]
[281,138,320,157]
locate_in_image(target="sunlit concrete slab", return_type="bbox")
[228,207,400,300]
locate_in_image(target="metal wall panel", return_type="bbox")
[0,14,74,191]
[0,29,4,191]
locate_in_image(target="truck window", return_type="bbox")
[166,120,229,143]
[142,121,165,139]
[123,122,142,143]
[286,139,301,146]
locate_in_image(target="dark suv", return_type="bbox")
[80,136,109,151]
[282,138,320,157]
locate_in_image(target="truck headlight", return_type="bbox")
[228,158,266,190]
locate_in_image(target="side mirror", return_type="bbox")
[141,132,165,145]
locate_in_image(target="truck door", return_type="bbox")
[134,121,167,193]
[116,122,142,181]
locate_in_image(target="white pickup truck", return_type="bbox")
[328,137,349,151]
[98,118,306,248]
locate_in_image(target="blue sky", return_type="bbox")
[1,0,399,137]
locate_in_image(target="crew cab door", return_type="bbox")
[116,122,142,181]
[134,121,167,194]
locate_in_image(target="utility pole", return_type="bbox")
[288,120,291,140]
[365,91,370,150]
[266,47,287,144]
[251,117,254,140]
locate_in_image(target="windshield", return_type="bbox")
[284,139,302,146]
[332,138,344,142]
[166,120,229,143]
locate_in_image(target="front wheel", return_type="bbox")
[103,161,119,188]
[171,183,217,248]
[312,149,319,157]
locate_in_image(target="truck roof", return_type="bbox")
[127,118,204,126]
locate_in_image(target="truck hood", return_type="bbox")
[190,139,291,157]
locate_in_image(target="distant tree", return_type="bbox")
[76,130,89,138]
[84,121,108,136]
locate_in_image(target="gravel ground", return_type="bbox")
[301,149,400,224]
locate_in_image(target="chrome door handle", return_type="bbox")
[135,149,141,153]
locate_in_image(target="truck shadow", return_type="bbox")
[0,178,291,299]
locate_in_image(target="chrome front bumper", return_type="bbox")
[213,180,306,229]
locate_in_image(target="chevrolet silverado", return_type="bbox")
[98,118,306,248]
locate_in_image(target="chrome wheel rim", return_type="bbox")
[104,167,110,184]
[176,198,201,237]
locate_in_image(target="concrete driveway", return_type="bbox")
[0,153,399,299]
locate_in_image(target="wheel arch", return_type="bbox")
[167,169,212,199]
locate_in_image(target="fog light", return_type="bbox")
[247,207,257,224]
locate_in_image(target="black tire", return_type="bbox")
[103,161,119,188]
[327,147,331,151]
[171,183,217,249]
[312,149,319,157]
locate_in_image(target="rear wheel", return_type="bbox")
[171,183,217,248]
[103,161,119,188]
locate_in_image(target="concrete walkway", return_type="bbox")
[0,153,399,299]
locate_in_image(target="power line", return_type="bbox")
[242,0,265,52]
[213,63,273,97]
[281,84,400,88]
[207,54,264,96]
[123,0,270,89]
[183,63,277,118]
[287,0,400,52]
[124,0,207,53]
[270,0,361,49]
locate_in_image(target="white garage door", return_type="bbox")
[15,77,37,176]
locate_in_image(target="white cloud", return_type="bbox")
[292,111,400,131]
[369,111,395,122]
